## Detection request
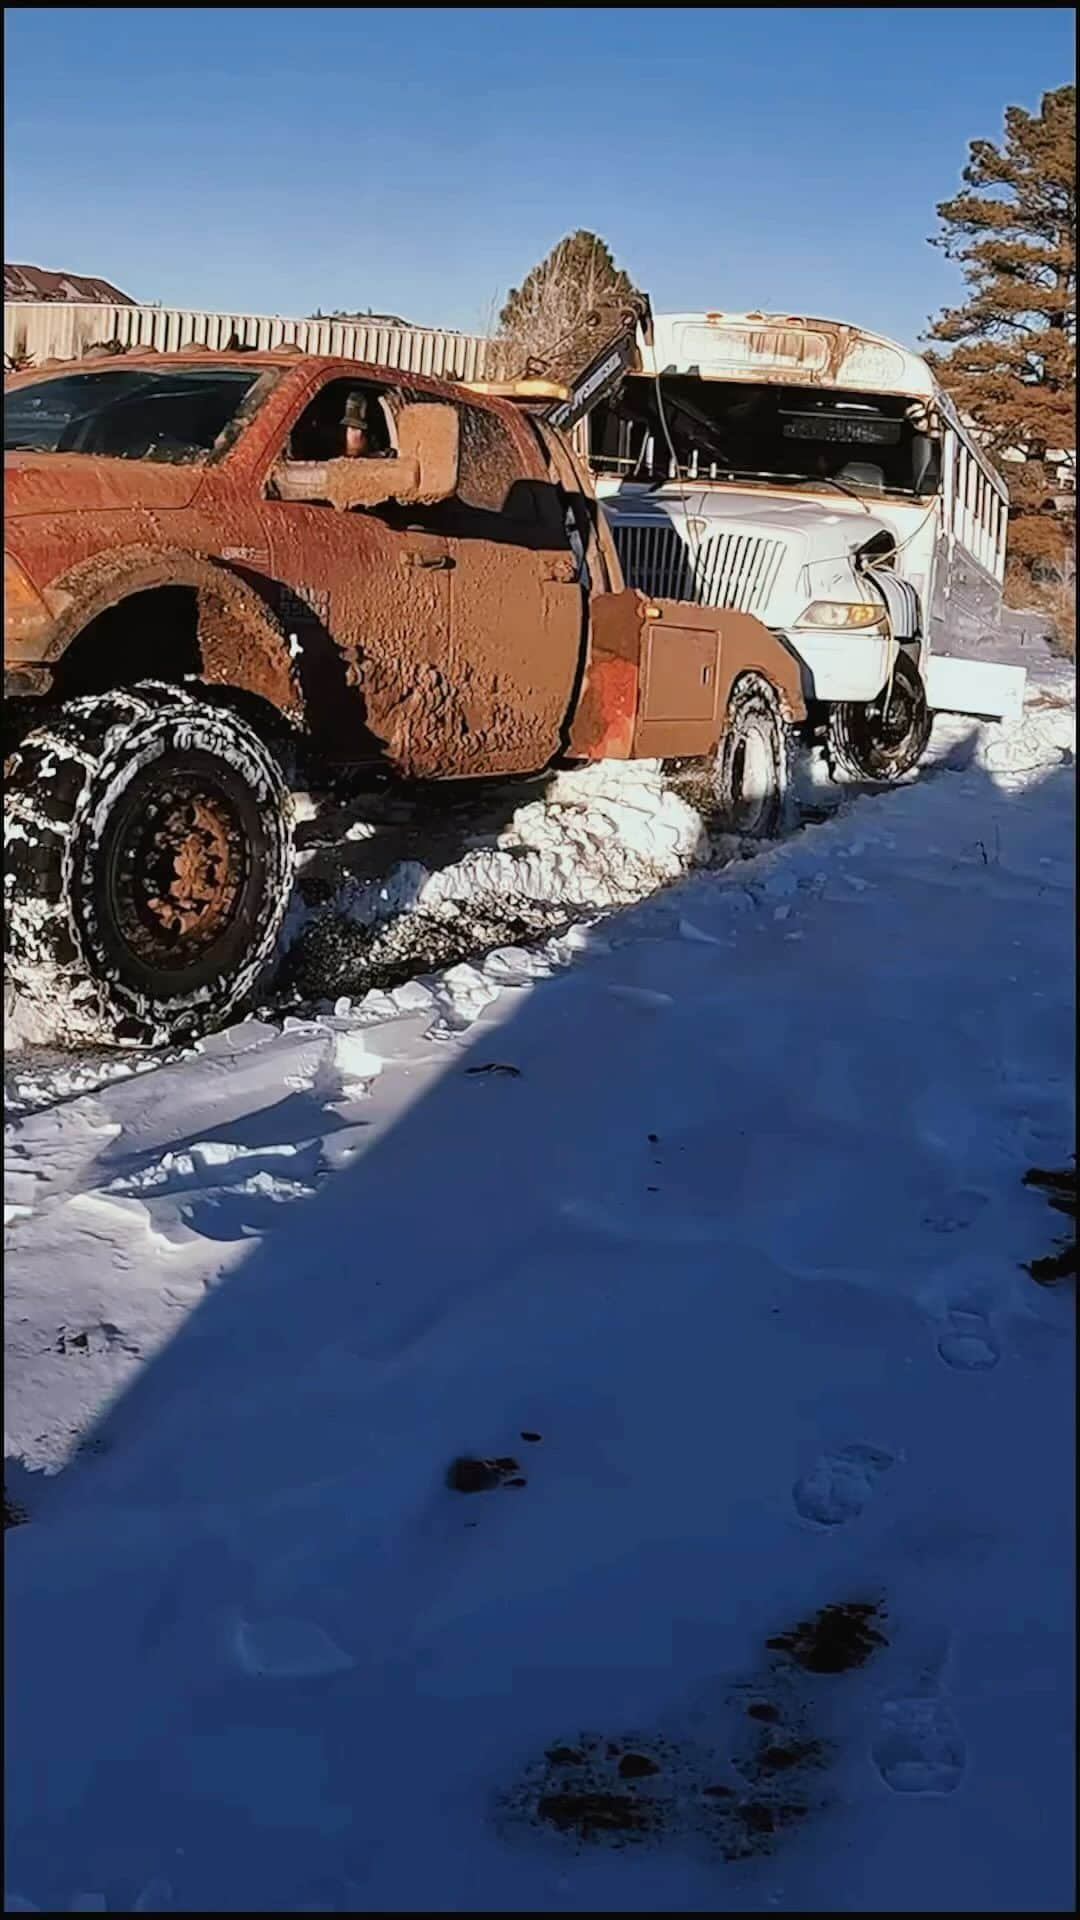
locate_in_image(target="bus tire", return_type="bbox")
[826,654,932,782]
[4,683,295,1048]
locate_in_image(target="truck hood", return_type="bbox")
[4,452,205,520]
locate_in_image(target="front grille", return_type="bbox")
[611,522,786,618]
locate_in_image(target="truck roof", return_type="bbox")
[4,345,488,406]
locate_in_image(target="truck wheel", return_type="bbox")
[826,654,932,782]
[4,683,295,1047]
[713,672,794,837]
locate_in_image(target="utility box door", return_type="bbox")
[642,624,719,722]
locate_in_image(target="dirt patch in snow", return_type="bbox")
[1023,1160,1076,1285]
[502,1597,889,1861]
[446,1454,524,1493]
[765,1599,888,1674]
[280,758,709,1006]
[4,1493,28,1530]
[506,1719,824,1862]
[284,895,574,1003]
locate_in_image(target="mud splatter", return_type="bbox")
[536,1788,655,1841]
[505,1733,683,1850]
[1023,1159,1076,1284]
[502,1701,830,1864]
[446,1455,522,1493]
[766,1600,887,1674]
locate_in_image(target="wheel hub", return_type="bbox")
[880,685,914,744]
[730,722,775,829]
[112,780,247,968]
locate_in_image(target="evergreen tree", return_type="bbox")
[925,85,1075,586]
[498,231,639,368]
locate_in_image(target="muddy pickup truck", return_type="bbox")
[4,346,806,1045]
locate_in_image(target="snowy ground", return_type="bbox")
[4,658,1075,1913]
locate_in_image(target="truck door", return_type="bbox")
[392,399,585,776]
[257,374,453,772]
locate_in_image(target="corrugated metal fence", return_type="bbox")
[4,303,496,382]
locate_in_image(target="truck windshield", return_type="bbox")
[589,376,941,499]
[4,366,278,464]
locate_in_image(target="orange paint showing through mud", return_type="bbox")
[568,653,638,760]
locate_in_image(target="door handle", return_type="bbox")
[400,550,454,570]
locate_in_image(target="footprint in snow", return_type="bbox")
[921,1189,990,1234]
[232,1614,354,1678]
[872,1692,966,1795]
[560,1197,717,1246]
[936,1308,1001,1372]
[792,1444,896,1527]
[606,984,674,1009]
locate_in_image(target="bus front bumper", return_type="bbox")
[781,630,902,705]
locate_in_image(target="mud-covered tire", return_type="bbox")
[712,672,795,838]
[4,683,295,1047]
[826,654,932,782]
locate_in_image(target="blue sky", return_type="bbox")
[4,7,1073,349]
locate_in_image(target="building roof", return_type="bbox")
[4,262,135,304]
[308,310,411,328]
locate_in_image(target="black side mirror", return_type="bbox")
[912,433,942,495]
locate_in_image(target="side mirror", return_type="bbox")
[395,401,459,504]
[270,402,460,512]
[912,432,942,496]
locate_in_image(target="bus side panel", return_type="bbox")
[930,423,1007,655]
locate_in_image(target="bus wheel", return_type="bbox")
[826,655,932,781]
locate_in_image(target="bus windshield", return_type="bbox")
[589,375,942,499]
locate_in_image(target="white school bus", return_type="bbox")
[588,311,1021,778]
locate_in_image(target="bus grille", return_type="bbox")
[611,522,786,618]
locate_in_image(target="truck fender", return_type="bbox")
[39,546,303,723]
[870,573,922,648]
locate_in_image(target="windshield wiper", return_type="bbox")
[787,474,875,513]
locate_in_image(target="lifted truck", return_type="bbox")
[4,331,806,1045]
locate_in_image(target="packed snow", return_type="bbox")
[4,656,1075,1913]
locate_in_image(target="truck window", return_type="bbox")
[286,378,395,463]
[455,403,536,521]
[4,366,275,464]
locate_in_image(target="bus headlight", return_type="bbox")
[794,599,887,631]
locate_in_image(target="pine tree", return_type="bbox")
[497,231,639,372]
[925,85,1075,590]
